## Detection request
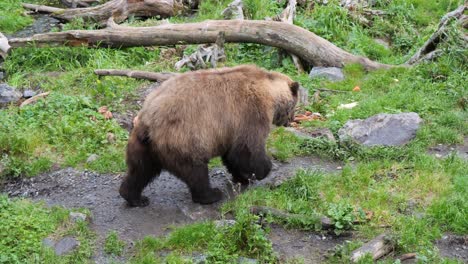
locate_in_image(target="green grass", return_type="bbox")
[130,217,276,263]
[104,231,126,256]
[0,0,467,262]
[0,0,33,33]
[0,195,94,263]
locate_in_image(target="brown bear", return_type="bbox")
[119,65,299,206]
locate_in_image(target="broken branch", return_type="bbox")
[94,69,178,82]
[19,92,51,108]
[407,4,467,64]
[350,233,395,262]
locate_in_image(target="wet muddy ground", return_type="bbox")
[2,156,345,262]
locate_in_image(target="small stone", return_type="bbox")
[42,237,55,248]
[435,153,442,158]
[23,90,37,98]
[69,212,88,223]
[336,166,343,170]
[309,67,345,82]
[238,257,258,263]
[54,236,80,256]
[86,154,99,163]
[214,219,236,228]
[0,83,22,107]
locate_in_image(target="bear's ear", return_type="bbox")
[290,81,299,96]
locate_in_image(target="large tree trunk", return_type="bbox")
[3,20,391,70]
[22,0,183,26]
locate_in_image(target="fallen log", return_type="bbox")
[22,0,183,26]
[94,69,177,81]
[2,20,392,70]
[350,233,395,262]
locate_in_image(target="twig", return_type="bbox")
[314,87,348,93]
[94,69,178,82]
[19,92,51,108]
[398,253,417,261]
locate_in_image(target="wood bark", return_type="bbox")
[22,0,182,26]
[350,233,394,262]
[3,20,391,70]
[94,69,177,81]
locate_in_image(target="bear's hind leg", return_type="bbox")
[119,131,161,207]
[223,146,272,183]
[173,163,223,204]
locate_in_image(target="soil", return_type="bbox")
[1,156,344,263]
[428,136,468,161]
[269,224,349,263]
[436,233,468,263]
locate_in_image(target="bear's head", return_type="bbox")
[268,72,299,127]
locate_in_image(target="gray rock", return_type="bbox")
[238,257,258,263]
[214,219,236,228]
[0,83,21,106]
[54,236,80,256]
[23,90,37,98]
[338,112,423,146]
[42,237,55,248]
[0,72,4,80]
[285,127,336,142]
[309,67,345,82]
[86,154,99,163]
[69,212,88,222]
[221,0,244,20]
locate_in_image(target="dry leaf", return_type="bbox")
[98,106,108,114]
[353,86,361,92]
[103,111,113,120]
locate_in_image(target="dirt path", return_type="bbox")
[2,156,343,262]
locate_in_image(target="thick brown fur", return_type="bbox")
[120,65,299,206]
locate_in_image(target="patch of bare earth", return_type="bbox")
[1,156,343,262]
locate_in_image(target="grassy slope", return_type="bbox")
[0,0,466,263]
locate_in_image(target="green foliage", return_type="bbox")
[104,231,125,256]
[207,214,276,262]
[243,0,283,20]
[326,202,355,235]
[0,93,128,178]
[0,195,94,263]
[131,219,275,263]
[0,0,33,33]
